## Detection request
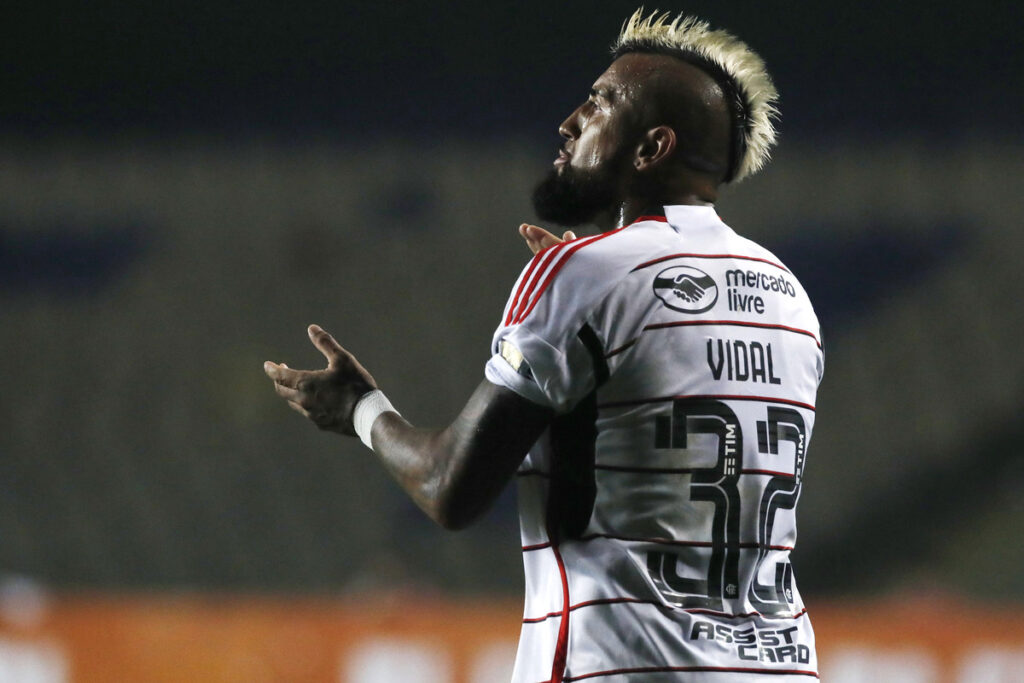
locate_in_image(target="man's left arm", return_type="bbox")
[264,325,553,530]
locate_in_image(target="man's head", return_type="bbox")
[533,9,779,227]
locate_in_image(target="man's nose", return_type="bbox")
[558,105,583,140]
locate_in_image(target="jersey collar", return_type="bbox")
[663,204,723,233]
[624,205,723,232]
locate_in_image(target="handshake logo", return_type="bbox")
[654,266,718,314]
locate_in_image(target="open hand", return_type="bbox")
[519,223,576,255]
[264,325,377,435]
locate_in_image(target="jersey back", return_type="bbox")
[486,205,824,682]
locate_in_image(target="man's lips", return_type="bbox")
[554,149,571,166]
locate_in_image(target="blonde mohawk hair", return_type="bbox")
[612,9,779,183]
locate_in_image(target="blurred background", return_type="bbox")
[1,0,1022,680]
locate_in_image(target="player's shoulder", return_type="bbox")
[502,220,665,327]
[719,226,822,337]
[726,231,793,272]
[721,229,818,300]
[555,217,670,275]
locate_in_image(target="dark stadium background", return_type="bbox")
[6,1,1021,141]
[1,1,1022,680]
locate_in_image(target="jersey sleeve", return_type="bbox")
[485,239,617,414]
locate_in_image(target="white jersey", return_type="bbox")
[485,205,824,683]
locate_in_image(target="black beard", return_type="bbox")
[531,164,619,227]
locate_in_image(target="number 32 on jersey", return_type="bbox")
[646,398,807,616]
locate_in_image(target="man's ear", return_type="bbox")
[634,125,677,171]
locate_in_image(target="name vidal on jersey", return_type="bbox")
[707,338,782,385]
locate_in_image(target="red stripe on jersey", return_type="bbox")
[645,319,822,348]
[524,599,807,624]
[630,215,669,224]
[549,542,571,683]
[522,541,552,552]
[564,665,819,680]
[568,596,663,612]
[594,465,797,490]
[581,532,712,547]
[504,250,544,326]
[685,607,808,620]
[523,609,563,624]
[512,232,604,325]
[576,532,791,552]
[742,468,795,478]
[604,337,639,358]
[599,394,816,412]
[506,242,570,326]
[524,597,664,624]
[524,532,791,553]
[511,215,661,327]
[632,252,791,273]
[543,466,573,683]
[514,226,631,325]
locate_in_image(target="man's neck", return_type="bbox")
[609,194,715,229]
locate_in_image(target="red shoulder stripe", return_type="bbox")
[513,226,627,325]
[507,241,571,326]
[508,215,661,326]
[503,250,545,326]
[505,242,569,326]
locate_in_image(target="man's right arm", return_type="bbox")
[369,379,552,529]
[364,224,578,527]
[265,225,572,529]
[265,326,553,530]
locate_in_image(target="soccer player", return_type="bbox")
[265,10,823,682]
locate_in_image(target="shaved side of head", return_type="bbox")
[612,9,780,184]
[633,54,734,180]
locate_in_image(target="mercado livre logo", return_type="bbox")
[653,265,718,313]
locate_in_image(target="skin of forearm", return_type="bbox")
[368,381,551,530]
[369,414,469,528]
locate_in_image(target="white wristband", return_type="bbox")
[352,390,398,450]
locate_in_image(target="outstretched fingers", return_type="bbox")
[266,366,322,420]
[285,400,311,419]
[308,324,347,366]
[272,380,303,403]
[264,361,303,388]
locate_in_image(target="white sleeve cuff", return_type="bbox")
[352,390,399,450]
[485,355,554,410]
